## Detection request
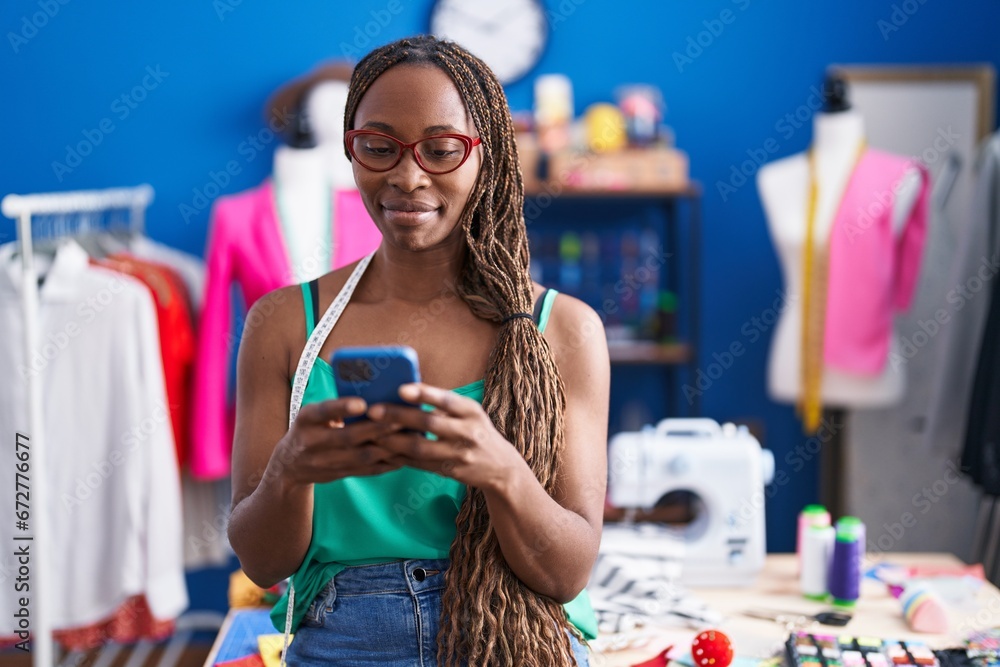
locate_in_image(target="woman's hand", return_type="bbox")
[271,397,406,487]
[366,383,527,491]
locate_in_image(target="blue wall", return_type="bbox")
[3,0,999,612]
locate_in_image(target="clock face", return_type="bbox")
[430,0,548,85]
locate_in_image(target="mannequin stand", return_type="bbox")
[819,407,848,518]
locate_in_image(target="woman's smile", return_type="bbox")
[380,197,441,226]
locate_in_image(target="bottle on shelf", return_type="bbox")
[559,231,582,292]
[654,290,679,343]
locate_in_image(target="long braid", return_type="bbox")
[344,36,581,666]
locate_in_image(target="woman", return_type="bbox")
[228,35,610,666]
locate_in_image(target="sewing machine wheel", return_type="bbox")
[655,489,710,541]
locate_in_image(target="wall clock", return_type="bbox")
[429,0,549,85]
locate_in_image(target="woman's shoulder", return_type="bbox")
[267,257,369,317]
[537,286,610,391]
[532,284,606,352]
[245,259,367,378]
[531,281,595,322]
[239,283,305,382]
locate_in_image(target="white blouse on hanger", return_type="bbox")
[0,238,188,633]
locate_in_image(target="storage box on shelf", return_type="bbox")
[551,146,689,193]
[516,131,691,195]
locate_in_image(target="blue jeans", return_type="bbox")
[285,558,591,666]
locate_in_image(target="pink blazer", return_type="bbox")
[190,179,382,479]
[825,149,930,376]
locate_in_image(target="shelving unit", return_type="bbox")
[524,182,703,417]
[607,341,692,365]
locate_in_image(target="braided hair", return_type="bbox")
[344,35,581,666]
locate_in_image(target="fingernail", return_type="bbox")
[368,405,385,419]
[399,384,418,399]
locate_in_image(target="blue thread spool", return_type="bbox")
[828,516,865,607]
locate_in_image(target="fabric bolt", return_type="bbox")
[94,253,196,468]
[270,252,598,651]
[191,180,381,480]
[824,148,931,376]
[0,238,187,635]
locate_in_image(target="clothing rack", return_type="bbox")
[1,184,154,667]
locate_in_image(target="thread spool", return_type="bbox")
[801,524,835,600]
[900,584,949,634]
[797,505,831,573]
[828,517,864,607]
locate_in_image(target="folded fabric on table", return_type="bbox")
[587,523,720,636]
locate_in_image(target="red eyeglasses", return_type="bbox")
[345,129,482,175]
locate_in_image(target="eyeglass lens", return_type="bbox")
[351,133,469,172]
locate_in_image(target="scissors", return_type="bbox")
[743,608,853,628]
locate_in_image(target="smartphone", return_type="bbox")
[330,345,421,424]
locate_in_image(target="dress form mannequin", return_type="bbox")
[306,80,355,190]
[271,79,355,283]
[758,104,922,409]
[272,142,329,283]
[192,69,382,481]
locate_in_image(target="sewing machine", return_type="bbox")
[607,418,775,587]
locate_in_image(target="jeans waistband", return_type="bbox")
[326,557,451,597]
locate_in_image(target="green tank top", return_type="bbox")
[270,276,597,640]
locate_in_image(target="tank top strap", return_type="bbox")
[289,251,375,427]
[299,279,322,339]
[534,288,559,334]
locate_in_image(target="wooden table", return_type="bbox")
[204,553,994,666]
[589,552,996,666]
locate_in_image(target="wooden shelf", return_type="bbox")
[608,341,691,365]
[519,181,703,414]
